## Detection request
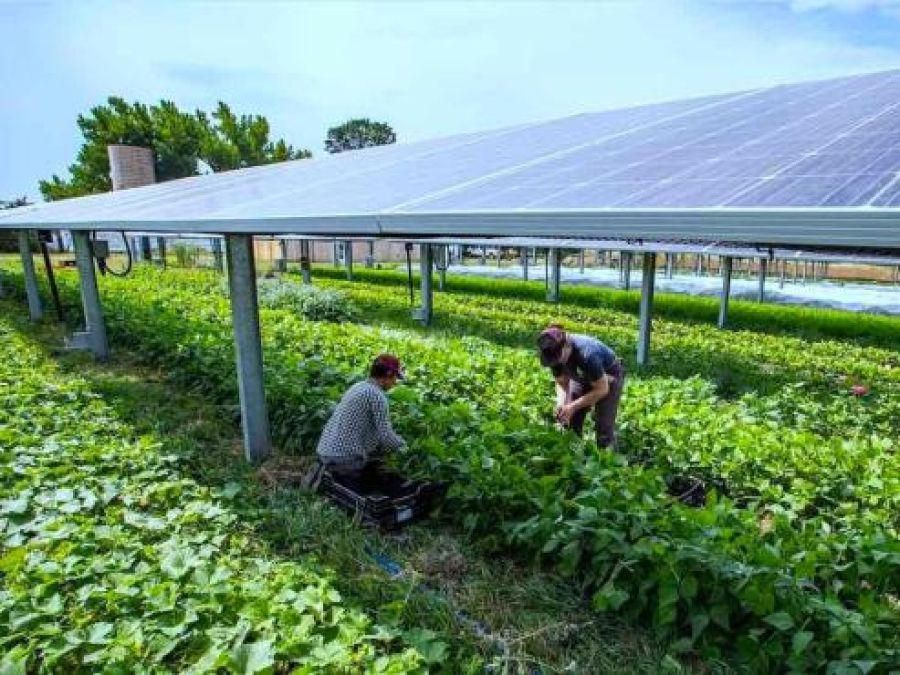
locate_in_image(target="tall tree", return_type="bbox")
[324,118,396,154]
[40,97,310,201]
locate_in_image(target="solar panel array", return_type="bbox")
[3,69,900,232]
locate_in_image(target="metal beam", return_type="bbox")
[300,239,312,284]
[758,257,767,302]
[344,240,353,280]
[71,231,109,360]
[225,234,272,463]
[18,230,43,321]
[416,244,433,325]
[547,248,561,302]
[623,252,633,291]
[211,238,224,272]
[718,256,733,329]
[637,252,656,367]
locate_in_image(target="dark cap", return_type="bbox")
[372,353,405,379]
[537,326,567,367]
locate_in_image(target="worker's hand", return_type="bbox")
[556,402,576,425]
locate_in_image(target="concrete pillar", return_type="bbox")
[300,240,312,284]
[438,246,447,291]
[225,234,272,464]
[779,260,786,289]
[480,248,486,266]
[416,244,433,325]
[758,257,767,302]
[521,247,529,281]
[718,257,733,329]
[637,252,656,367]
[344,240,353,280]
[547,248,561,302]
[71,231,109,360]
[666,253,674,279]
[333,241,340,267]
[18,231,43,321]
[365,241,375,268]
[623,252,633,291]
[277,238,288,272]
[140,236,153,262]
[696,254,703,277]
[579,250,585,274]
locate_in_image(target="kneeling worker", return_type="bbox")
[537,324,625,449]
[310,353,407,490]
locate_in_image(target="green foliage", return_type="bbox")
[325,118,396,153]
[255,278,358,322]
[2,265,897,672]
[0,317,430,673]
[40,97,311,201]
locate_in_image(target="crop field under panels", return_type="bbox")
[0,262,897,674]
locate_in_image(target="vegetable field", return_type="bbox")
[1,263,898,673]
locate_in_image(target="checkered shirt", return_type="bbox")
[316,379,405,464]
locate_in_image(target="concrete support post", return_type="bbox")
[438,246,447,291]
[300,240,312,284]
[623,252,633,291]
[758,257,767,302]
[718,256,733,329]
[365,241,375,268]
[18,231,43,321]
[344,240,353,280]
[416,244,433,325]
[497,248,502,268]
[521,247,529,281]
[333,241,340,267]
[547,248,561,302]
[779,260,786,289]
[637,252,656,367]
[224,234,272,464]
[277,238,288,272]
[666,253,674,279]
[696,254,703,276]
[72,231,109,360]
[480,248,486,266]
[579,249,585,274]
[157,237,167,269]
[140,236,152,262]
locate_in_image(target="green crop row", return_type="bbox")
[0,314,437,673]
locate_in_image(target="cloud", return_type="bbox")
[759,0,900,16]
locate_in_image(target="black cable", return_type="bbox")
[103,232,133,278]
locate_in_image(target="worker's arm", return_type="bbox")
[557,376,610,424]
[371,390,406,452]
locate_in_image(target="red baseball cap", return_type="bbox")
[373,353,405,379]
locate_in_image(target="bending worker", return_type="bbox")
[536,324,625,449]
[308,353,407,490]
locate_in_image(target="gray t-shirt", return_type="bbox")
[561,334,617,385]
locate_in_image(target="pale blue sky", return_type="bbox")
[3,0,900,200]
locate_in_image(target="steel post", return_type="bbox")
[623,252,632,291]
[521,247,529,281]
[344,240,353,280]
[547,248,561,302]
[417,244,433,325]
[157,237,167,269]
[72,231,109,360]
[758,257,767,302]
[718,256,733,329]
[18,230,43,321]
[225,234,272,463]
[637,252,656,367]
[300,240,312,284]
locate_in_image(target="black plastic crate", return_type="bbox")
[318,465,448,530]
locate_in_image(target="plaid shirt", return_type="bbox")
[316,379,405,464]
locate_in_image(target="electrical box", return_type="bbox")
[90,240,110,260]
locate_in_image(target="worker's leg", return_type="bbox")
[593,361,625,449]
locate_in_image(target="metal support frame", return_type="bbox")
[225,234,272,463]
[344,240,353,280]
[637,252,656,367]
[71,231,109,360]
[623,252,633,291]
[415,244,433,325]
[547,248,561,302]
[579,249,585,274]
[521,247,529,281]
[718,256,733,329]
[300,239,312,284]
[365,240,375,268]
[211,238,224,272]
[333,240,340,267]
[438,246,447,291]
[277,238,288,272]
[140,236,153,262]
[157,237,167,269]
[758,257,767,302]
[18,230,43,321]
[666,253,674,279]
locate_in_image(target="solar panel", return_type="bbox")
[3,68,900,248]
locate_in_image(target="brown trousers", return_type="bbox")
[565,360,625,449]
